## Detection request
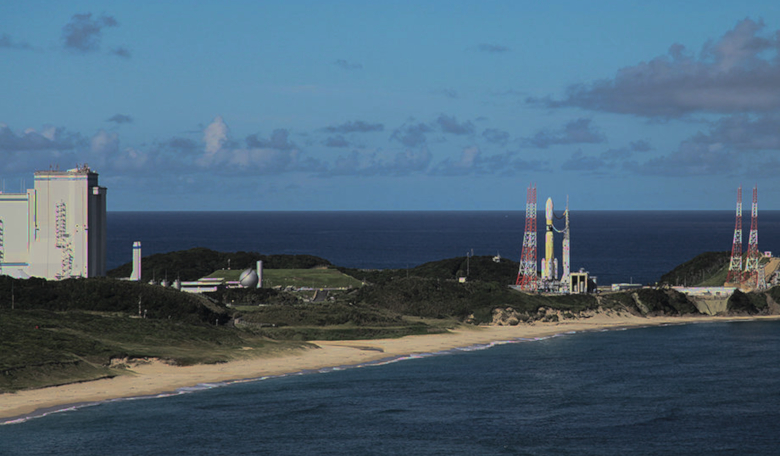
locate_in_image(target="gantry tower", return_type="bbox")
[726,187,743,285]
[744,186,763,289]
[516,184,538,292]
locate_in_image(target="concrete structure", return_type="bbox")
[0,166,106,279]
[570,270,597,294]
[611,283,643,292]
[671,286,736,296]
[130,241,142,281]
[672,286,737,315]
[180,278,224,293]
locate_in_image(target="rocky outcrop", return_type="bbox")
[490,306,593,325]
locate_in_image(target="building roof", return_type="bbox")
[34,164,97,177]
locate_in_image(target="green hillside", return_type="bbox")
[658,251,731,286]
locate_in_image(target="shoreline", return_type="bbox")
[3,313,779,424]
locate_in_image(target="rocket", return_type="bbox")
[544,197,554,280]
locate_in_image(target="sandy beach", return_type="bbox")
[3,313,779,423]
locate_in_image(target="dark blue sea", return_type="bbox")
[3,211,780,454]
[3,322,780,455]
[105,211,780,286]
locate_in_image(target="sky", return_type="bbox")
[3,1,780,211]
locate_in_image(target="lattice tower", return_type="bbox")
[0,219,4,263]
[744,186,762,288]
[516,184,538,291]
[725,187,743,284]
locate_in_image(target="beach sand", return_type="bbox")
[2,313,778,422]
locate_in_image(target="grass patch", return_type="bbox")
[207,268,363,289]
[251,323,447,341]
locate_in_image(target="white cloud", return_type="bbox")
[90,129,119,155]
[530,18,780,117]
[199,116,230,166]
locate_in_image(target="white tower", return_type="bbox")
[130,241,142,281]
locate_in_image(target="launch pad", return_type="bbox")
[514,184,596,294]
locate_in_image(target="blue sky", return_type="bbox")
[3,1,780,210]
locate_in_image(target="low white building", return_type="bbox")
[0,166,107,280]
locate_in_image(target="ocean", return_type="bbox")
[2,211,780,454]
[2,322,780,455]
[105,210,780,286]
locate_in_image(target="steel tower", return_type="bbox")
[744,186,762,289]
[516,184,538,291]
[726,187,743,285]
[561,197,570,287]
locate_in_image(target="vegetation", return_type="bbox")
[658,251,731,286]
[0,276,226,325]
[233,302,448,341]
[338,255,520,285]
[4,248,780,392]
[107,247,331,281]
[207,268,363,289]
[727,289,769,314]
[351,277,604,323]
[0,308,302,392]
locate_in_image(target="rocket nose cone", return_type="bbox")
[546,198,554,223]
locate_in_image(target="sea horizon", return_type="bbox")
[105,211,780,285]
[107,209,777,213]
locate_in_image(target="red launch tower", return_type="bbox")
[744,186,762,289]
[516,184,538,292]
[725,187,743,285]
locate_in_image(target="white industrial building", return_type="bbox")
[0,166,107,280]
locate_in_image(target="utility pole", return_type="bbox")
[11,281,14,310]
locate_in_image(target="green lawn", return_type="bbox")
[206,268,363,289]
